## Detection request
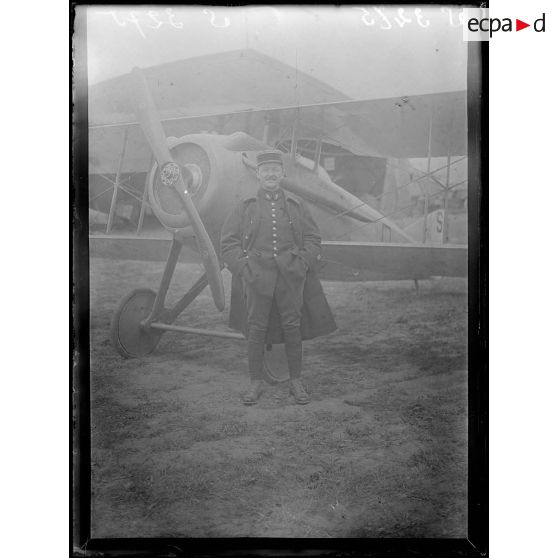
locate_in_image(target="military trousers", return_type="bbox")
[242,266,305,380]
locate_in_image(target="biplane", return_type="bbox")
[87,49,468,383]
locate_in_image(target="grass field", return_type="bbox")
[89,258,468,538]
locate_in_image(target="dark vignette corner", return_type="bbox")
[72,2,92,551]
[71,1,489,556]
[466,36,489,556]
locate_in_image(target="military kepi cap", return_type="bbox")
[256,150,284,167]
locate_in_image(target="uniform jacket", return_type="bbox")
[220,189,337,344]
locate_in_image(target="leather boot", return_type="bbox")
[289,378,310,405]
[244,328,266,405]
[243,379,263,405]
[283,327,302,379]
[283,328,310,404]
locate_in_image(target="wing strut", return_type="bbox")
[106,126,129,234]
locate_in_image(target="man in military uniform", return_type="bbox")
[221,150,336,405]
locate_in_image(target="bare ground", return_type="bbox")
[89,258,468,538]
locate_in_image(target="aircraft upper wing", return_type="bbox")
[282,90,467,159]
[89,90,467,174]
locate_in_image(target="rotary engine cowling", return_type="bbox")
[147,134,259,238]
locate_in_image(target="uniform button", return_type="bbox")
[273,233,277,237]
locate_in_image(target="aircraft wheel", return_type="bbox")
[110,288,163,358]
[262,344,290,385]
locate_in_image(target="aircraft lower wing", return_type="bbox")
[319,241,466,281]
[89,235,467,282]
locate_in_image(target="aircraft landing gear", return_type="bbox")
[110,237,232,357]
[110,236,291,383]
[110,288,163,358]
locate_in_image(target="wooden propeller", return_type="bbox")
[130,67,225,312]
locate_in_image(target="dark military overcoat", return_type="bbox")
[220,189,337,344]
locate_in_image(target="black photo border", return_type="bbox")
[71,2,488,556]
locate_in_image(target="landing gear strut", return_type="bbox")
[110,237,287,384]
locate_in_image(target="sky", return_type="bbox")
[83,5,469,100]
